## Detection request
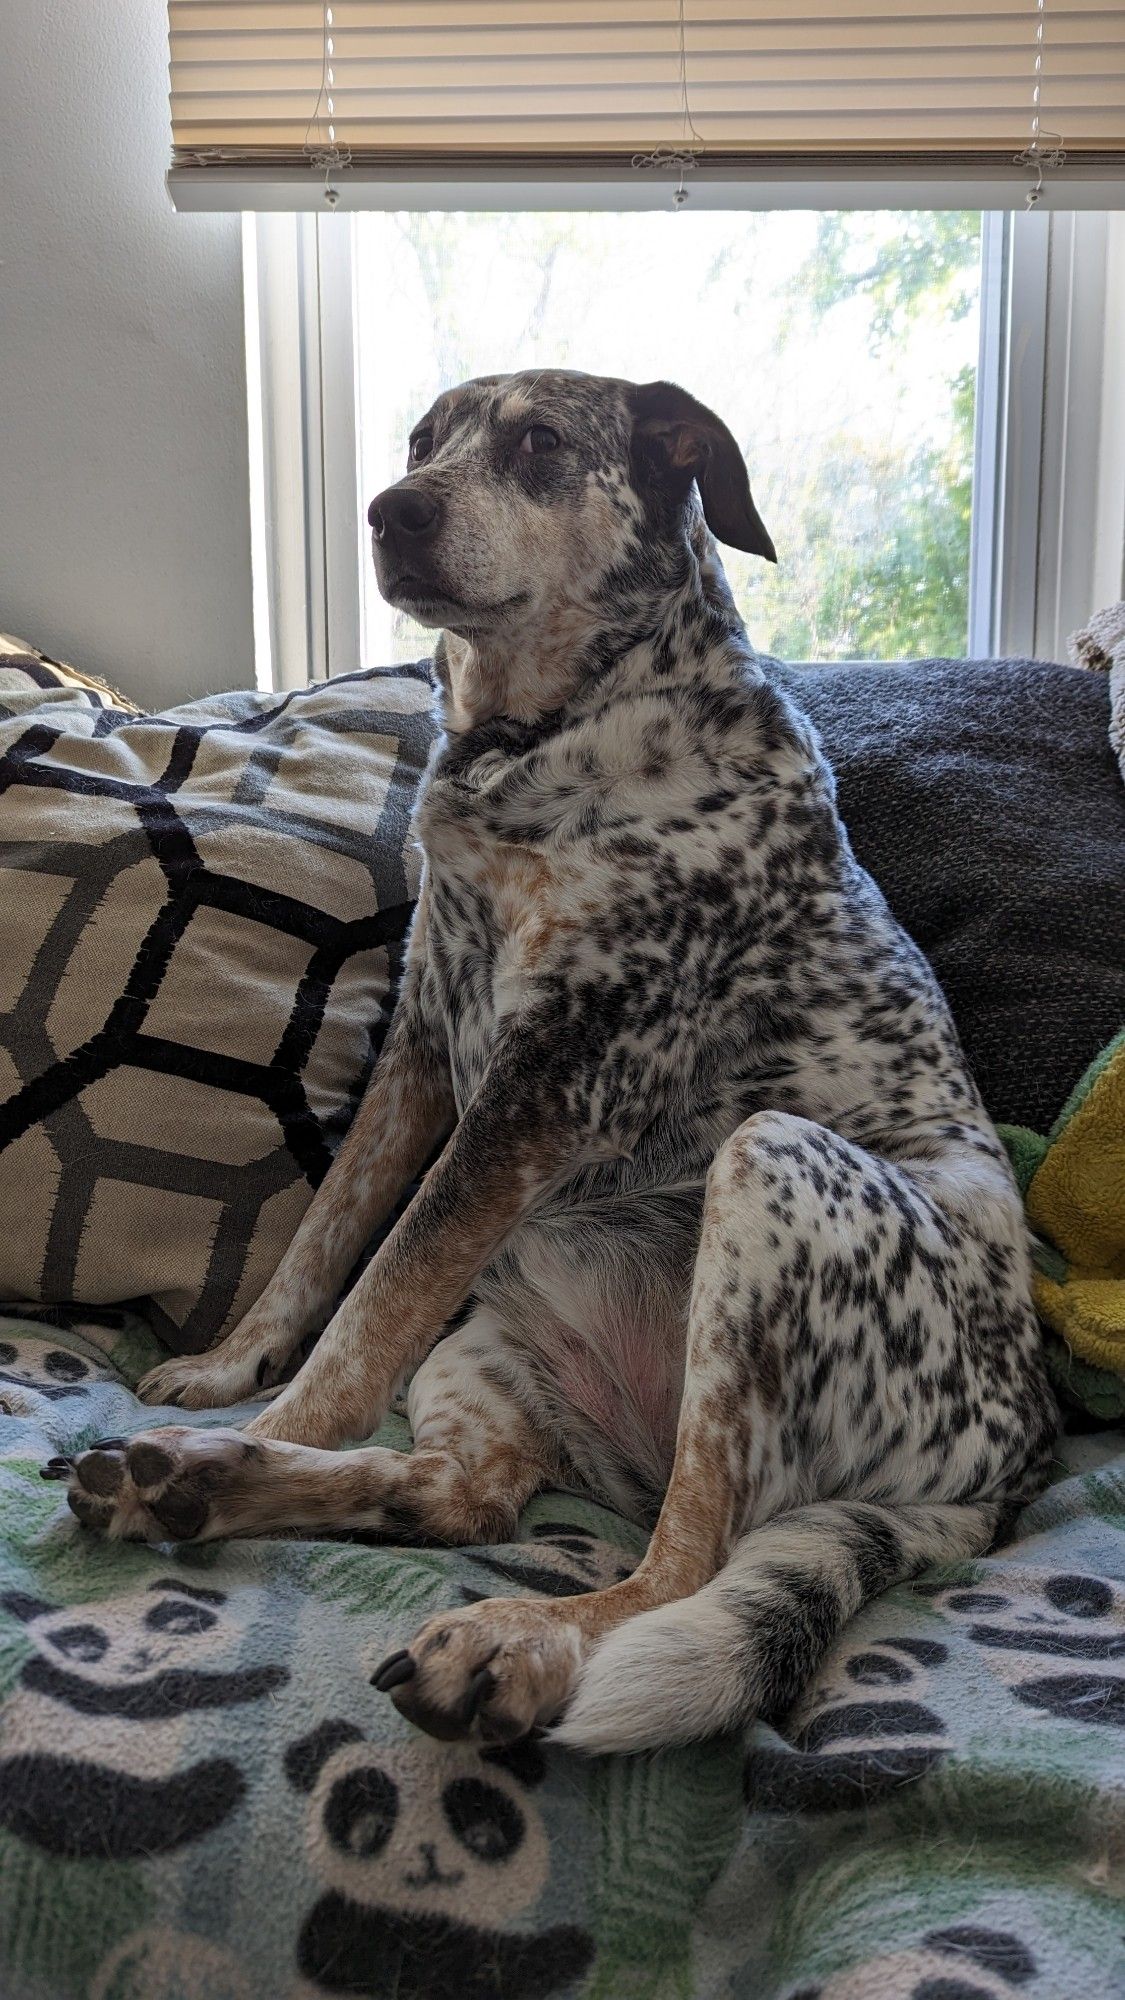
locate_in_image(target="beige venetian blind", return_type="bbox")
[167,1,1125,189]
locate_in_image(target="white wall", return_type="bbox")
[0,0,254,707]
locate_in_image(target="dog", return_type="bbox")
[54,370,1057,1755]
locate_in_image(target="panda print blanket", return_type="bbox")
[1,1306,1124,2000]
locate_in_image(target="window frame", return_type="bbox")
[245,205,1125,690]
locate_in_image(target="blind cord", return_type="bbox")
[305,3,351,205]
[632,0,703,207]
[1014,0,1066,207]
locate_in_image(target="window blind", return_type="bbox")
[167,1,1125,203]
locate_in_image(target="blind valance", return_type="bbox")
[167,1,1125,207]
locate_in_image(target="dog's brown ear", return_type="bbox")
[629,381,777,562]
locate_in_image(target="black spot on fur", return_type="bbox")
[144,1596,218,1635]
[462,1552,597,1600]
[325,1765,399,1858]
[147,1578,226,1606]
[911,1981,995,2000]
[443,1776,524,1862]
[967,1622,1125,1662]
[845,1649,913,1687]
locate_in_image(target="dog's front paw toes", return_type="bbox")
[50,1427,259,1542]
[373,1601,584,1746]
[136,1350,272,1411]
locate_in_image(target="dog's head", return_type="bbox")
[367,370,775,727]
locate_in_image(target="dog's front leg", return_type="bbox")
[136,884,454,1411]
[244,1034,595,1450]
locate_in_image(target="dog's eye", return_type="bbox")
[518,425,560,456]
[409,432,434,464]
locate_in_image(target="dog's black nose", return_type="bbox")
[368,484,441,542]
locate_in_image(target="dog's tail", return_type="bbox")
[552,1497,1004,1755]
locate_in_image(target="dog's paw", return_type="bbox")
[45,1427,266,1542]
[372,1600,585,1746]
[136,1347,283,1411]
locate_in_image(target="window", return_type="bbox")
[351,209,982,668]
[245,204,1125,690]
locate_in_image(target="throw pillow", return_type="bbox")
[0,668,434,1352]
[0,630,138,712]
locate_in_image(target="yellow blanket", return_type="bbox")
[1003,1030,1125,1387]
[1002,609,1125,1409]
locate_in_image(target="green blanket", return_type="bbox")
[1,1311,1124,1999]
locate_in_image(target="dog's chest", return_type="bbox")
[419,784,588,1099]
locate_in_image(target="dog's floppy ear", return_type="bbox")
[629,380,777,562]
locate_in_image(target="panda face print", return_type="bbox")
[296,1737,550,1923]
[744,1631,952,1816]
[928,1567,1125,1728]
[1,1580,287,1718]
[284,1726,595,2000]
[11,1581,224,1682]
[0,1579,287,1863]
[0,1338,98,1403]
[789,1922,1038,2000]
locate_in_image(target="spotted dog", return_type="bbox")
[55,370,1057,1754]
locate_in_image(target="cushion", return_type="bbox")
[0,670,433,1352]
[0,629,138,712]
[769,655,1125,1132]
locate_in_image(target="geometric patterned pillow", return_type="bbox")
[0,667,435,1353]
[0,628,140,711]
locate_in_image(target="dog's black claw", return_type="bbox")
[39,1457,73,1481]
[463,1666,496,1723]
[372,1649,417,1692]
[93,1437,127,1452]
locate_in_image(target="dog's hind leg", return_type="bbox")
[60,1309,555,1547]
[553,1495,1003,1752]
[379,1109,1053,1751]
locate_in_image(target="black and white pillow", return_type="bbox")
[0,667,436,1353]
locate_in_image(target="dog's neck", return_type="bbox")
[434,520,745,735]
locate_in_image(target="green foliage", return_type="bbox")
[798,212,981,345]
[741,216,981,660]
[799,363,976,661]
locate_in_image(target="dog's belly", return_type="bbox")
[476,1188,703,1518]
